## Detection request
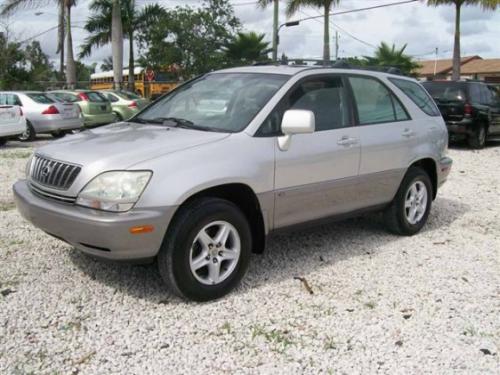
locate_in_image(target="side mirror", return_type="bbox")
[278,109,315,151]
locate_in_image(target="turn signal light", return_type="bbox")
[464,103,473,116]
[129,225,155,234]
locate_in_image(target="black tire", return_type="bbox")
[113,112,123,122]
[18,121,36,142]
[384,167,433,236]
[158,198,252,302]
[467,123,486,149]
[0,138,6,146]
[50,130,66,138]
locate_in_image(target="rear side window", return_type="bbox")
[349,76,410,125]
[117,90,141,100]
[106,93,119,102]
[0,94,22,106]
[52,92,80,103]
[86,92,107,102]
[26,93,54,104]
[390,78,440,117]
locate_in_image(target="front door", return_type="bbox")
[273,75,361,228]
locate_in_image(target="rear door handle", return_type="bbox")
[402,128,416,138]
[337,136,358,146]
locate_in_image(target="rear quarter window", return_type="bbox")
[86,92,108,102]
[390,78,440,117]
[26,93,54,104]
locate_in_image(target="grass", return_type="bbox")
[0,150,32,159]
[250,324,294,352]
[364,301,376,309]
[323,336,337,350]
[0,201,16,211]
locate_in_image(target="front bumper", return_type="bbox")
[437,156,453,188]
[13,180,176,261]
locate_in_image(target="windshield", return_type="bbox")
[422,82,467,102]
[133,73,288,132]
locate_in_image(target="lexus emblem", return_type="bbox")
[41,166,51,177]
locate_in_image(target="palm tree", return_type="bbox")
[427,0,499,81]
[111,0,123,90]
[286,0,340,64]
[223,31,272,64]
[0,0,77,88]
[79,0,161,91]
[364,42,421,76]
[257,0,279,62]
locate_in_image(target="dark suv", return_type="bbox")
[422,80,500,148]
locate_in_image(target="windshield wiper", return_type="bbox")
[128,117,148,124]
[139,117,227,132]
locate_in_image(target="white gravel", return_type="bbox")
[1,139,499,374]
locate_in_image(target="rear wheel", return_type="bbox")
[18,121,36,142]
[157,198,252,302]
[384,167,432,236]
[468,123,486,149]
[113,112,123,122]
[50,130,66,138]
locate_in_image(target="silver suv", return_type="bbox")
[13,66,452,301]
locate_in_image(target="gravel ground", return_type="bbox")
[0,139,499,374]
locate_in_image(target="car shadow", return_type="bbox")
[449,139,500,151]
[67,197,470,303]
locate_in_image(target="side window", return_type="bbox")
[12,95,22,106]
[480,85,493,105]
[349,76,409,125]
[107,94,119,102]
[469,84,482,103]
[0,94,5,105]
[257,75,351,135]
[389,78,440,117]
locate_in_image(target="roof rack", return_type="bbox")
[253,58,407,76]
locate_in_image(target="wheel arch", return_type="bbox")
[409,157,438,200]
[170,183,267,254]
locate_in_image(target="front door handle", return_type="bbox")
[402,128,416,138]
[337,136,358,146]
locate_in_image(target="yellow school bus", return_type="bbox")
[90,67,179,98]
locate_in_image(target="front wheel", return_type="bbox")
[158,198,252,302]
[384,167,432,236]
[50,130,66,138]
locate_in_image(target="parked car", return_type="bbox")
[0,92,83,141]
[98,90,150,121]
[14,66,452,301]
[0,105,26,146]
[422,80,500,148]
[48,90,116,128]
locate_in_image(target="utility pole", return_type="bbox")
[433,47,438,78]
[335,31,339,61]
[272,0,279,62]
[57,2,65,80]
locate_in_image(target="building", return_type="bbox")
[415,56,500,82]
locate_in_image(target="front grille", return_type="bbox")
[30,155,81,190]
[29,183,76,204]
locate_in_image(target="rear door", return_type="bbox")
[273,74,361,228]
[348,75,414,207]
[485,87,500,135]
[86,92,111,114]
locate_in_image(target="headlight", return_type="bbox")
[76,171,152,212]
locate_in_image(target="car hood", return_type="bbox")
[36,122,230,170]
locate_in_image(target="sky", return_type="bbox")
[2,0,500,71]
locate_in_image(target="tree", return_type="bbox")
[286,0,340,64]
[100,56,114,71]
[427,0,499,81]
[136,0,240,77]
[364,42,421,76]
[111,0,123,89]
[257,0,279,61]
[0,0,78,88]
[223,31,271,65]
[80,0,162,90]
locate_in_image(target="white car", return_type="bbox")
[0,92,84,141]
[0,105,26,146]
